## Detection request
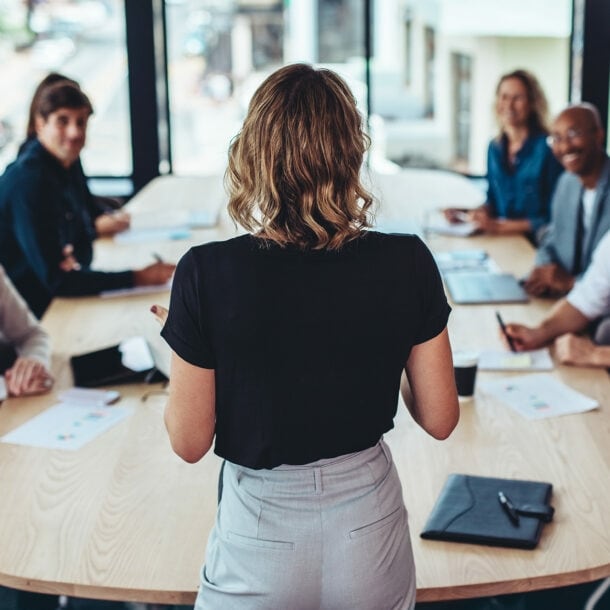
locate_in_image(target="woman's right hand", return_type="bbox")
[443,208,471,224]
[150,304,169,326]
[4,357,54,396]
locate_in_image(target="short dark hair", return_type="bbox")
[35,81,93,123]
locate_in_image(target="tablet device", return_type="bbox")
[444,272,529,305]
[70,336,156,387]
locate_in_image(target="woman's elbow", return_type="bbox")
[169,436,212,463]
[164,408,214,463]
[426,404,460,440]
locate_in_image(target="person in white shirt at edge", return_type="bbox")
[0,264,53,400]
[505,229,610,367]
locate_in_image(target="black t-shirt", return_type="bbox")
[161,231,450,469]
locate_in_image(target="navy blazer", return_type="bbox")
[0,140,133,318]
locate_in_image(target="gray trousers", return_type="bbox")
[195,439,416,610]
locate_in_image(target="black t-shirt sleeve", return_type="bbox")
[161,249,216,368]
[411,237,451,344]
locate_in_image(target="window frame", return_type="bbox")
[109,0,609,196]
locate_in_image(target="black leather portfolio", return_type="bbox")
[70,337,156,388]
[421,473,554,550]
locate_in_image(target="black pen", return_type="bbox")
[495,311,516,352]
[498,491,520,526]
[152,252,164,263]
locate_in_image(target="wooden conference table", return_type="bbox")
[0,173,609,605]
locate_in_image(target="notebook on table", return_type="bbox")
[421,473,554,550]
[444,272,529,304]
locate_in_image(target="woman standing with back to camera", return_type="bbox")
[156,63,459,609]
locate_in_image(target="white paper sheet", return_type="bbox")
[372,219,423,237]
[424,212,478,237]
[186,209,219,228]
[478,348,554,371]
[100,279,172,298]
[434,250,500,274]
[113,227,191,244]
[479,373,598,420]
[1,402,132,450]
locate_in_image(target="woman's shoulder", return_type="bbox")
[359,230,429,258]
[183,234,255,264]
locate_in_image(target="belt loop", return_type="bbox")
[313,467,323,495]
[379,438,391,466]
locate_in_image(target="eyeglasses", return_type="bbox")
[546,128,594,147]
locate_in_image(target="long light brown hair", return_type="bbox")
[495,69,550,135]
[226,64,374,250]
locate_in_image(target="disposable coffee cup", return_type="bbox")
[453,350,479,398]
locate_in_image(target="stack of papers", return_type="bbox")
[435,250,500,275]
[478,348,553,371]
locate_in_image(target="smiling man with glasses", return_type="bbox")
[523,103,610,306]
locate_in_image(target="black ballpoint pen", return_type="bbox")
[495,311,516,352]
[498,491,520,525]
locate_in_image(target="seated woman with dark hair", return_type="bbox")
[19,72,130,238]
[0,80,175,318]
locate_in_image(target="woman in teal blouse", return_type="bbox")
[446,69,563,243]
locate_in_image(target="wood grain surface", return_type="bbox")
[1,173,608,603]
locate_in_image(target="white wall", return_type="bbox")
[374,0,570,174]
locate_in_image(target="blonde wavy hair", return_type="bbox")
[226,64,374,250]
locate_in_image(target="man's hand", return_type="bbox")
[503,323,547,351]
[554,333,599,366]
[523,264,575,297]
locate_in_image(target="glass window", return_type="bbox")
[165,0,367,176]
[0,0,131,177]
[165,0,571,177]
